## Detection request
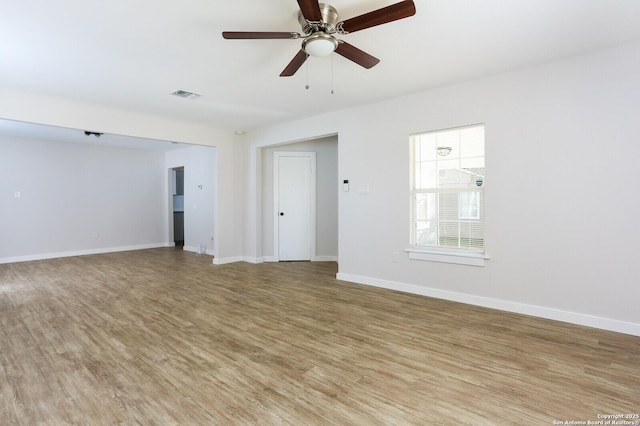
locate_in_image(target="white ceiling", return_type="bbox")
[2,0,640,137]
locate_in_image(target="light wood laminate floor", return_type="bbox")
[1,249,638,425]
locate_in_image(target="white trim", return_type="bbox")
[252,255,336,264]
[336,272,640,337]
[212,256,244,265]
[0,243,171,264]
[183,246,215,256]
[312,255,338,262]
[406,247,488,266]
[242,256,264,264]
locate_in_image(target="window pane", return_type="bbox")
[439,220,459,248]
[415,162,437,189]
[440,167,467,186]
[415,193,437,246]
[459,191,481,219]
[461,221,484,250]
[460,157,484,171]
[418,134,437,162]
[436,130,460,155]
[437,158,459,173]
[411,124,485,253]
[439,193,459,221]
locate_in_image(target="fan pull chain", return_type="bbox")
[330,54,334,95]
[305,61,310,90]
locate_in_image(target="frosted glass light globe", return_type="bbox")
[303,33,338,57]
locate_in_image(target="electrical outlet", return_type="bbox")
[14,191,21,198]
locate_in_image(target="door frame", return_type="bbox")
[273,151,316,261]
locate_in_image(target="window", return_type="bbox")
[410,124,485,264]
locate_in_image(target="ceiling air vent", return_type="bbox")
[171,90,201,100]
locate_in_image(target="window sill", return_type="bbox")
[406,247,488,267]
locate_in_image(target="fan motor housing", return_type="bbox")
[298,3,339,34]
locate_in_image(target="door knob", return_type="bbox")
[280,212,284,216]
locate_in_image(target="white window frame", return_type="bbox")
[408,124,488,266]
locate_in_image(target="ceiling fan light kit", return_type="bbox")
[222,0,416,77]
[302,32,338,56]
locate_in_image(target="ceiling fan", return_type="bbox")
[222,0,416,77]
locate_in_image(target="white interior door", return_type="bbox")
[275,152,316,261]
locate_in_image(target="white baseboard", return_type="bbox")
[0,243,171,265]
[212,256,244,265]
[183,246,215,256]
[336,273,640,337]
[312,255,338,262]
[241,256,337,264]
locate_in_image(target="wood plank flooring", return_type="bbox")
[1,248,639,425]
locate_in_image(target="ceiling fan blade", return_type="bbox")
[297,0,323,21]
[337,0,416,34]
[222,31,300,39]
[335,42,380,69]
[280,50,309,77]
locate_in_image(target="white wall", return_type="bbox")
[1,40,638,335]
[246,41,640,336]
[0,89,246,263]
[0,136,167,262]
[260,136,338,261]
[166,145,216,256]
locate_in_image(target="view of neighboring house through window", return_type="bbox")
[410,124,485,254]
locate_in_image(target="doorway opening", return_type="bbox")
[171,167,184,248]
[261,136,338,263]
